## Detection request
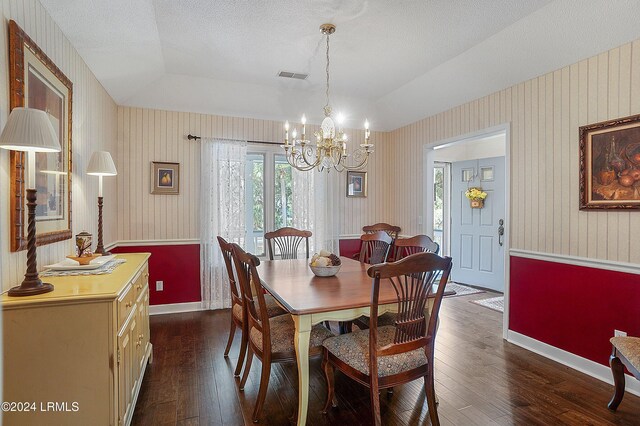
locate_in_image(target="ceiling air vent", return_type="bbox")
[278,71,308,80]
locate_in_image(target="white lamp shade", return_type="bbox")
[0,107,60,152]
[87,151,117,176]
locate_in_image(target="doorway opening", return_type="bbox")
[424,124,510,338]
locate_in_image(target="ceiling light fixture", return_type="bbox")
[282,23,373,172]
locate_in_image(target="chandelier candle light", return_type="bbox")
[283,24,373,172]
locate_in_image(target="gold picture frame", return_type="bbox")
[151,162,180,195]
[579,114,640,210]
[8,20,73,251]
[346,171,367,198]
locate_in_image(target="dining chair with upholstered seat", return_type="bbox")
[340,231,394,334]
[231,243,334,422]
[358,231,393,265]
[265,227,312,260]
[321,252,452,426]
[362,223,401,241]
[608,335,640,411]
[217,236,287,377]
[355,234,441,330]
[393,234,439,260]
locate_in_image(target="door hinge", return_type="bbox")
[117,348,121,365]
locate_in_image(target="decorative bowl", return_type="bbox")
[66,253,102,265]
[310,264,341,277]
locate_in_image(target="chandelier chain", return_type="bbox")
[325,32,330,111]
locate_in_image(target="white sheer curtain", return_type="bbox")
[291,168,342,256]
[200,138,247,310]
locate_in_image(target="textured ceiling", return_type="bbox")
[40,0,640,131]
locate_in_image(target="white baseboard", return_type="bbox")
[507,330,640,397]
[149,301,203,315]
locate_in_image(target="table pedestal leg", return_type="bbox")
[293,315,311,426]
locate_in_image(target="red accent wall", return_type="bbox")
[509,256,640,366]
[112,244,201,306]
[339,238,361,259]
[111,240,358,306]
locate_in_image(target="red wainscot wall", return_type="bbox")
[112,240,359,306]
[509,255,640,367]
[112,244,201,306]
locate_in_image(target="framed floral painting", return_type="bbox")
[346,171,367,198]
[579,114,640,210]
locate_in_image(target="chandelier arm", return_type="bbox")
[287,151,317,172]
[300,144,321,169]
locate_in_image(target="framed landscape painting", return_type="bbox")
[8,20,73,251]
[580,114,640,210]
[347,171,367,198]
[151,162,180,194]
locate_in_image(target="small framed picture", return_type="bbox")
[347,171,367,198]
[151,161,180,195]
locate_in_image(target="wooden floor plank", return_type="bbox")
[132,291,640,425]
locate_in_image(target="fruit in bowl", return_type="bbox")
[310,250,341,277]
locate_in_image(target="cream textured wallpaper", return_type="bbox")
[0,0,118,291]
[385,41,640,264]
[116,107,390,240]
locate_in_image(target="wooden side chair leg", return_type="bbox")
[252,356,272,422]
[224,317,236,357]
[370,379,382,426]
[234,323,248,377]
[425,358,440,426]
[608,353,626,411]
[239,347,254,391]
[321,355,338,413]
[339,321,353,334]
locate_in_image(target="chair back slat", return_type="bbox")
[393,234,439,261]
[265,227,312,260]
[231,244,269,342]
[362,223,401,241]
[217,236,242,306]
[367,252,452,359]
[359,231,393,265]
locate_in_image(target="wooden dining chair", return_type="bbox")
[358,231,393,265]
[321,252,452,426]
[264,227,312,260]
[231,243,334,423]
[354,235,440,331]
[393,234,440,261]
[608,336,640,411]
[362,223,401,241]
[217,236,286,377]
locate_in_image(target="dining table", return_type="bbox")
[257,256,449,426]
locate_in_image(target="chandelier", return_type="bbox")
[282,23,374,172]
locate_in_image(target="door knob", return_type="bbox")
[498,219,504,246]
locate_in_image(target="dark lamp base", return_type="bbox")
[8,280,54,297]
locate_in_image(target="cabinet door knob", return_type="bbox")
[125,301,132,308]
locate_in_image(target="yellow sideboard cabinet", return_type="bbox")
[2,253,152,426]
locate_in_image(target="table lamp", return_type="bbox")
[0,107,61,296]
[87,151,117,255]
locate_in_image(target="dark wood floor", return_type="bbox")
[131,291,640,425]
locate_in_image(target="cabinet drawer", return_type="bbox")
[134,265,149,300]
[118,283,135,327]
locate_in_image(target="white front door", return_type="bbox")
[450,157,505,292]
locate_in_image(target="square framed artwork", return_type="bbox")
[151,162,180,194]
[346,171,367,198]
[579,114,640,209]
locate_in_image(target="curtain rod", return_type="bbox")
[187,134,279,146]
